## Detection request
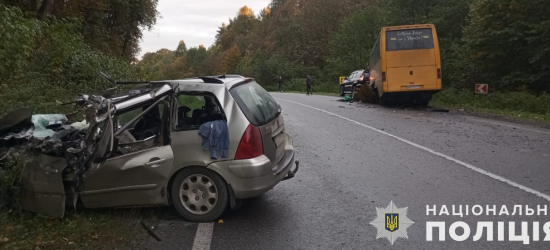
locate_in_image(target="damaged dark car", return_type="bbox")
[0,76,299,222]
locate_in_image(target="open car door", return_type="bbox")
[79,96,174,208]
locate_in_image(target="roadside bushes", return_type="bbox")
[0,4,139,116]
[264,77,339,94]
[432,88,550,122]
[0,154,23,209]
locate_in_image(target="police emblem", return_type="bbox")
[385,213,399,232]
[370,201,414,245]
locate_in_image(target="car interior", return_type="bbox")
[176,94,225,130]
[112,101,167,156]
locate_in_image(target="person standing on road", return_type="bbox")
[306,74,312,95]
[277,76,283,92]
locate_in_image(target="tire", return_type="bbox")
[380,95,392,106]
[416,95,432,107]
[170,167,228,222]
[339,85,345,96]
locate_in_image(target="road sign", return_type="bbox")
[339,76,346,84]
[475,84,488,94]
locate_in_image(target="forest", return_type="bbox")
[1,0,550,119]
[138,0,550,95]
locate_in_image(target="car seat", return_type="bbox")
[178,106,192,127]
[191,108,206,125]
[134,106,162,140]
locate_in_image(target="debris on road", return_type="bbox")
[141,221,161,242]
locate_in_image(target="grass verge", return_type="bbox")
[431,88,550,124]
[0,208,160,250]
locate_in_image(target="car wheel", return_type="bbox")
[171,167,228,222]
[339,86,345,96]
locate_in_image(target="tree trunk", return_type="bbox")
[37,0,54,20]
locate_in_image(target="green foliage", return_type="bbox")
[0,155,24,209]
[432,88,550,122]
[0,5,41,80]
[325,8,383,80]
[2,0,159,60]
[264,77,339,94]
[0,4,139,116]
[463,0,550,92]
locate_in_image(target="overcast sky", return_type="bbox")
[139,0,271,59]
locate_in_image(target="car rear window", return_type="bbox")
[230,82,280,126]
[386,28,434,51]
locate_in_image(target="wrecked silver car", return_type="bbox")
[0,76,299,222]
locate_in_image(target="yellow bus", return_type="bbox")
[369,24,442,106]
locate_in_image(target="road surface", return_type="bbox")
[144,93,550,250]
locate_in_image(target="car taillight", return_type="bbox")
[437,68,442,79]
[360,75,364,81]
[382,72,386,82]
[235,124,263,160]
[369,75,374,81]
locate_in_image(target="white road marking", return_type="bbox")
[469,117,550,135]
[192,223,214,250]
[277,98,550,202]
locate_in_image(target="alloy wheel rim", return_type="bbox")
[179,174,218,215]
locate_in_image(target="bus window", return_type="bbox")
[386,28,434,51]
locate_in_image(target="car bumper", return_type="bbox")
[207,133,298,199]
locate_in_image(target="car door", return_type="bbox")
[19,155,68,218]
[79,96,174,208]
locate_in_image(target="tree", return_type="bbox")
[463,0,550,92]
[175,40,187,57]
[326,8,383,78]
[1,0,160,60]
[222,44,242,74]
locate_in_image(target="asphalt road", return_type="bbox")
[144,93,550,250]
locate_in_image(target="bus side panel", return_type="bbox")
[381,29,388,95]
[369,32,384,97]
[433,28,442,90]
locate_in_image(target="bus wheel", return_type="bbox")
[416,95,431,107]
[380,96,390,106]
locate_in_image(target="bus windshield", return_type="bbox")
[386,28,434,51]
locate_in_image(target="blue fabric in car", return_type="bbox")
[198,120,229,160]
